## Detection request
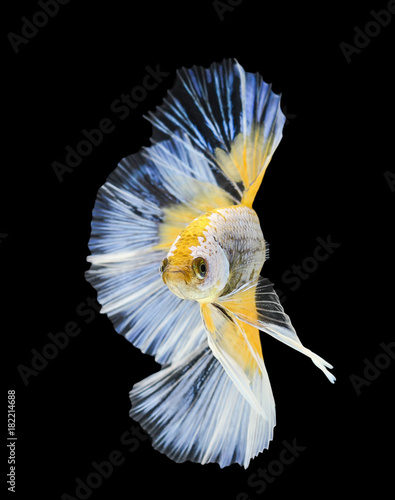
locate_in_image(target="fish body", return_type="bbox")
[86,59,335,468]
[162,204,266,302]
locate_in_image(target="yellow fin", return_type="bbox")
[154,179,234,252]
[215,126,277,208]
[201,301,266,416]
[215,281,263,365]
[201,302,262,375]
[202,303,259,373]
[147,60,285,211]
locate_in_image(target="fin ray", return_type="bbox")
[201,302,269,418]
[218,277,336,383]
[130,341,275,468]
[148,59,286,207]
[86,137,225,364]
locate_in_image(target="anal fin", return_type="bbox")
[201,302,270,418]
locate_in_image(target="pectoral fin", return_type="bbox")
[218,276,336,383]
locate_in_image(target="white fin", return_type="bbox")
[218,277,336,383]
[86,136,223,365]
[87,250,206,365]
[86,60,285,363]
[130,341,275,468]
[148,59,286,206]
[201,302,268,418]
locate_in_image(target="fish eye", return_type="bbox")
[159,258,168,274]
[192,257,207,280]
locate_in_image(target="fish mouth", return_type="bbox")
[162,266,190,285]
[162,266,191,299]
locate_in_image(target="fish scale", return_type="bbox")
[208,205,267,290]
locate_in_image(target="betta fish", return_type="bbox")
[86,59,335,468]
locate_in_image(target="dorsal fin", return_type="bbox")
[148,59,286,208]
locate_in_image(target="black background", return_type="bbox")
[4,1,395,499]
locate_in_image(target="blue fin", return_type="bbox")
[147,59,286,206]
[86,135,229,365]
[130,341,275,468]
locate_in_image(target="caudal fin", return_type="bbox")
[130,341,275,468]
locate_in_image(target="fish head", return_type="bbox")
[159,223,230,302]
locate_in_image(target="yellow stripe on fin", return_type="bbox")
[201,301,267,417]
[215,123,279,208]
[147,60,286,209]
[201,302,262,375]
[154,179,234,252]
[214,280,263,366]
